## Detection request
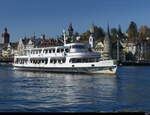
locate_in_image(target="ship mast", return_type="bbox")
[63,30,66,46]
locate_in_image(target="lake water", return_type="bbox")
[0,66,150,112]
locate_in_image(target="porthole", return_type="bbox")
[91,64,95,67]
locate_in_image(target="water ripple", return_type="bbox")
[0,66,150,112]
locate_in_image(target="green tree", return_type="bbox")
[81,25,105,42]
[111,28,118,41]
[74,32,80,38]
[94,26,105,41]
[118,24,124,39]
[81,30,91,40]
[139,25,150,39]
[126,21,138,42]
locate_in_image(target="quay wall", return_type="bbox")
[0,58,13,66]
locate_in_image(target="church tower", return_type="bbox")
[103,24,111,59]
[67,23,75,43]
[89,24,96,48]
[2,28,10,44]
[68,23,74,37]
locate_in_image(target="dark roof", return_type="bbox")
[0,42,18,50]
[0,43,7,49]
[22,38,30,45]
[10,42,18,49]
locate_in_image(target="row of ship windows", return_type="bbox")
[30,59,66,64]
[26,48,70,55]
[15,58,100,64]
[15,58,66,64]
[70,58,100,63]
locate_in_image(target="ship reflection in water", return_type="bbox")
[12,70,117,112]
[0,66,150,112]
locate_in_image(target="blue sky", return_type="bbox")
[0,0,150,42]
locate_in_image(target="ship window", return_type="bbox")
[50,59,53,63]
[58,60,61,63]
[65,48,69,53]
[70,58,98,63]
[62,59,66,63]
[85,58,88,63]
[72,45,75,48]
[91,64,95,67]
[89,58,95,62]
[53,49,55,53]
[72,45,85,49]
[71,59,77,63]
[49,50,51,53]
[96,58,99,62]
[45,58,48,64]
[69,59,72,63]
[54,59,57,64]
[57,49,60,53]
[45,50,48,54]
[76,59,80,63]
[38,60,41,64]
[61,49,64,52]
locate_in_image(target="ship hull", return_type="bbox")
[13,66,117,74]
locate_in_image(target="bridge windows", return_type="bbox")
[71,45,87,50]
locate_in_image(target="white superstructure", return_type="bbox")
[13,42,117,74]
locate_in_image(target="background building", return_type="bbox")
[1,28,10,44]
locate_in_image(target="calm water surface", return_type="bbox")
[0,66,150,112]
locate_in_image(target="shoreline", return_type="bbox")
[119,61,150,66]
[0,63,13,67]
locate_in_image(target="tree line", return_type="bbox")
[80,21,150,43]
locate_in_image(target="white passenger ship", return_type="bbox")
[13,31,117,74]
